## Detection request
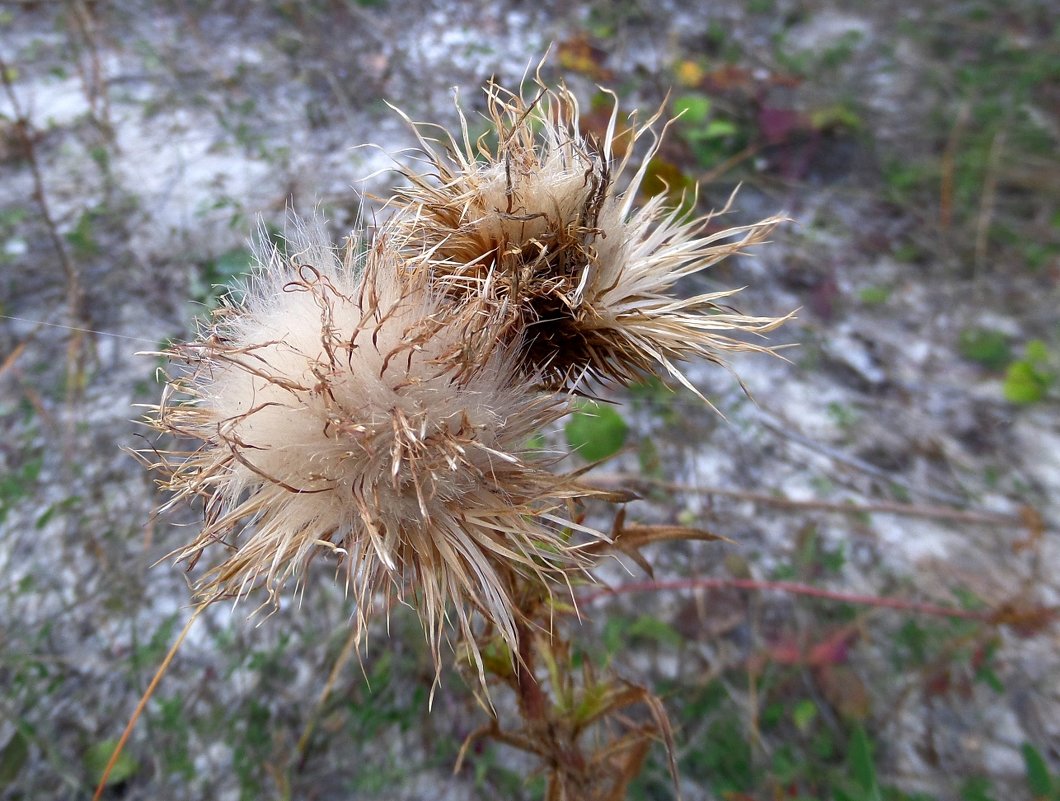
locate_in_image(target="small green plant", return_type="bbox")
[958,328,1011,370]
[858,285,891,306]
[601,613,682,660]
[1022,742,1060,801]
[827,401,860,432]
[0,206,28,265]
[883,158,936,205]
[961,776,1000,801]
[0,729,29,789]
[955,329,1056,404]
[189,246,255,310]
[0,452,41,525]
[673,94,744,168]
[834,726,881,801]
[810,102,864,133]
[1003,340,1054,404]
[85,739,138,790]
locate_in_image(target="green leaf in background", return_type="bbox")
[641,158,689,196]
[810,102,864,131]
[524,432,546,451]
[704,119,739,139]
[848,726,882,801]
[1025,339,1049,366]
[1003,360,1047,404]
[792,699,818,732]
[192,247,255,310]
[1021,742,1053,799]
[673,94,711,125]
[85,739,138,787]
[958,328,1011,370]
[626,614,683,648]
[65,210,101,259]
[213,247,255,280]
[859,285,891,306]
[564,402,628,462]
[960,777,999,801]
[0,730,29,788]
[975,665,1004,694]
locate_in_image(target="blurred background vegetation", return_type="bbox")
[0,1,1057,799]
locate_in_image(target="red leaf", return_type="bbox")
[757,107,811,145]
[807,626,859,666]
[761,625,859,668]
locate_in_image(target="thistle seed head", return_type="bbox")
[142,76,791,693]
[390,80,791,395]
[144,223,595,674]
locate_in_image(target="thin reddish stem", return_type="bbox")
[579,578,993,622]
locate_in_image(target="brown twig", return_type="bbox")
[590,473,1033,531]
[0,57,83,317]
[454,721,499,774]
[578,577,999,622]
[0,53,87,452]
[0,55,82,303]
[0,337,31,379]
[514,618,547,723]
[294,624,361,768]
[67,0,114,139]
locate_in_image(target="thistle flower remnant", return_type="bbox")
[144,76,790,690]
[392,81,790,394]
[145,225,593,670]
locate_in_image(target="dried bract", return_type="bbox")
[389,81,791,395]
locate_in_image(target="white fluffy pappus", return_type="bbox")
[144,224,598,676]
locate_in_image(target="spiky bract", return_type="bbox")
[390,81,790,395]
[145,226,593,671]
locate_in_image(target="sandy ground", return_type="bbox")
[1,2,1057,799]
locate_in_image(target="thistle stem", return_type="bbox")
[92,606,203,801]
[514,618,547,722]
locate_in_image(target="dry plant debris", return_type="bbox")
[134,77,790,798]
[144,78,788,666]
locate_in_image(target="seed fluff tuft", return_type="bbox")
[142,222,598,678]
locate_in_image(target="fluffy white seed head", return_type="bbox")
[145,223,595,675]
[142,76,792,694]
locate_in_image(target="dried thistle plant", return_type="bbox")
[142,221,602,679]
[121,73,793,801]
[389,80,790,395]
